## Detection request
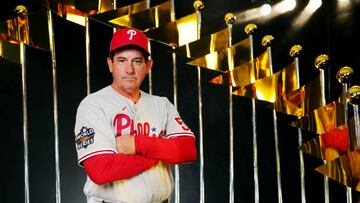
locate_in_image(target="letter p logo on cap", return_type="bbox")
[127,29,137,40]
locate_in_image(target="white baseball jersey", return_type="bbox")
[74,85,194,203]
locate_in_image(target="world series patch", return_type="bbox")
[76,126,95,150]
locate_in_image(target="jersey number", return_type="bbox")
[175,117,190,131]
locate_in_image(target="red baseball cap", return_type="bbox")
[109,28,150,56]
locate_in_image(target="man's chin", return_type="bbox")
[123,85,140,92]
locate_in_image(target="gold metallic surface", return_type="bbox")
[145,13,198,47]
[209,73,227,85]
[109,1,171,31]
[290,101,346,134]
[90,1,148,24]
[289,45,302,58]
[49,0,95,16]
[210,51,271,87]
[314,54,329,70]
[55,3,97,26]
[232,61,299,102]
[176,28,229,58]
[187,48,226,72]
[244,23,257,35]
[0,5,48,50]
[300,124,349,161]
[336,66,354,84]
[193,0,205,11]
[98,0,115,13]
[49,0,124,17]
[15,5,28,15]
[224,13,236,25]
[261,35,274,48]
[299,132,324,159]
[114,0,148,14]
[4,6,31,44]
[227,60,256,87]
[271,74,324,117]
[346,86,360,105]
[187,38,250,72]
[316,149,360,191]
[0,40,20,63]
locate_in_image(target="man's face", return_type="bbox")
[107,48,152,96]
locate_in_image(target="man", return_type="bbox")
[74,28,197,203]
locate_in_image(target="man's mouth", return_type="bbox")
[123,77,136,81]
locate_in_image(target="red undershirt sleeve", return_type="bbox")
[135,136,197,164]
[83,153,158,185]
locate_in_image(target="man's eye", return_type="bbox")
[133,60,143,65]
[118,59,127,63]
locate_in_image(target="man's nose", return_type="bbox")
[125,62,135,73]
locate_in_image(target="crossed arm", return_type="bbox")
[83,135,196,185]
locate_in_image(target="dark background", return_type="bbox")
[1,0,360,202]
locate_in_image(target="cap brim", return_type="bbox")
[110,44,150,57]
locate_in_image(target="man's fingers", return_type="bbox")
[116,135,135,154]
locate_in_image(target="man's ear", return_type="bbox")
[107,57,113,73]
[146,59,153,74]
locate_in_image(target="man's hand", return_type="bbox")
[116,135,136,155]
